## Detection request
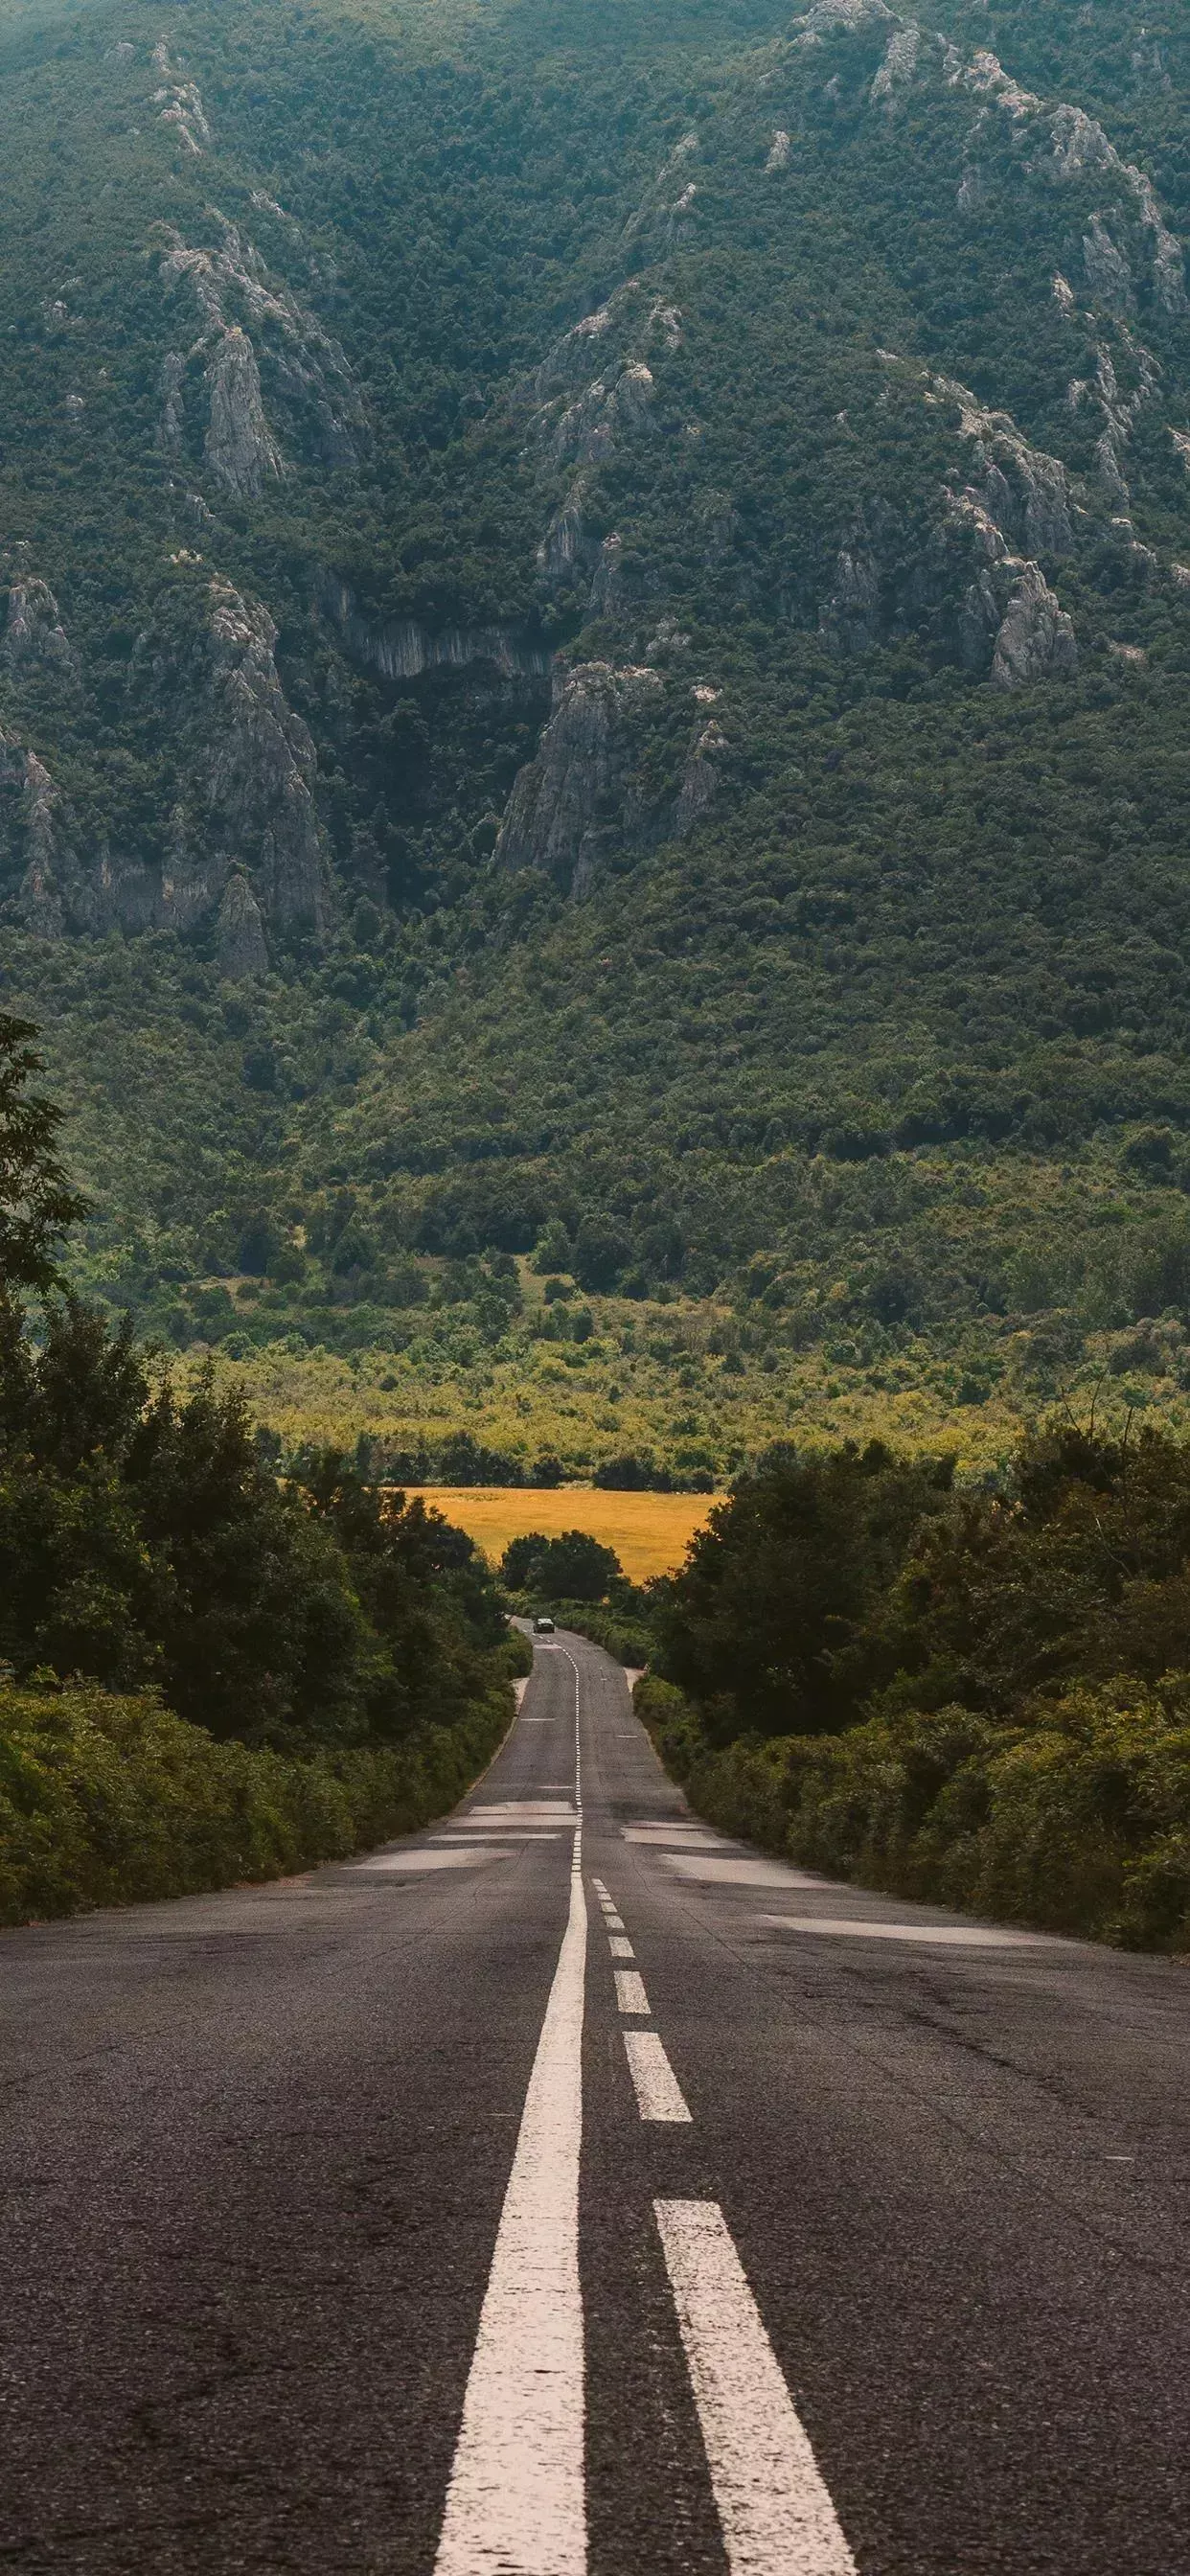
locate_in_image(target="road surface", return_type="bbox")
[3,1630,1187,2573]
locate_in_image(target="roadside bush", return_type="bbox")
[0,1672,513,1927]
[635,1674,1190,1950]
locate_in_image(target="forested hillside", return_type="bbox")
[5,0,1190,1474]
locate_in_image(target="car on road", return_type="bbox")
[532,1614,556,1635]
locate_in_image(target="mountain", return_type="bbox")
[5,0,1190,1477]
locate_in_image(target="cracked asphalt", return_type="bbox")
[2,1632,1187,2573]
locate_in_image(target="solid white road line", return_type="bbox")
[433,1668,587,2572]
[654,2201,857,2576]
[624,2031,692,2124]
[608,1935,634,1959]
[614,1968,651,2015]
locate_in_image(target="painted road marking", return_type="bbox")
[624,2032,692,2124]
[624,1825,725,1844]
[755,1914,1053,1947]
[605,1914,626,1932]
[655,2201,857,2576]
[433,1658,587,2574]
[353,1849,506,1874]
[614,1969,651,2015]
[608,1935,634,1959]
[663,1856,835,1889]
[467,1801,578,1818]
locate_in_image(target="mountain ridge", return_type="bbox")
[5,0,1190,1469]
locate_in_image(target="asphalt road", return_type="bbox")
[2,1631,1187,2575]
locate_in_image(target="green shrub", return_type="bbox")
[635,1675,1190,1951]
[0,1673,512,1927]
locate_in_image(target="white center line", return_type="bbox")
[614,1968,651,2016]
[433,1659,587,2574]
[654,2201,857,2576]
[624,2031,692,2124]
[608,1935,634,1960]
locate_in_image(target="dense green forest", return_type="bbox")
[3,0,1190,1470]
[639,1423,1190,1948]
[0,1013,525,1919]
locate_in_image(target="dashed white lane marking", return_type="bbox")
[591,1878,609,1898]
[663,1856,834,1889]
[608,1935,634,1960]
[756,1914,1052,1947]
[604,1914,626,1932]
[614,1968,651,2016]
[434,1696,587,2572]
[624,2032,692,2124]
[655,2201,857,2576]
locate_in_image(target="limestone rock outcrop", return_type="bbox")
[494,661,662,893]
[204,327,284,498]
[184,579,328,934]
[316,573,552,685]
[819,548,881,654]
[217,872,269,978]
[156,214,366,487]
[3,577,76,678]
[675,717,728,834]
[989,564,1078,688]
[0,733,79,936]
[150,42,211,156]
[793,0,894,47]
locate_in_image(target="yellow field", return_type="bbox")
[401,1486,721,1582]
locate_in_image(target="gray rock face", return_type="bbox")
[675,718,727,834]
[3,578,76,676]
[871,25,920,107]
[494,661,662,893]
[0,732,74,935]
[991,564,1079,688]
[157,351,186,451]
[187,579,327,932]
[316,573,552,683]
[204,327,284,498]
[1083,217,1134,315]
[793,0,894,47]
[819,548,881,653]
[158,216,367,483]
[78,579,330,942]
[217,871,269,978]
[151,42,212,155]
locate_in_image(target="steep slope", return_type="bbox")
[5,0,1190,1463]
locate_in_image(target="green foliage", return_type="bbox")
[637,1675,1190,1952]
[501,1527,622,1602]
[6,2,1190,1457]
[0,1292,513,1750]
[543,1601,654,1667]
[0,1013,84,1293]
[652,1439,955,1736]
[0,1669,511,1927]
[641,1415,1190,1945]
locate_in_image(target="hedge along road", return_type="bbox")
[2,1637,1187,2575]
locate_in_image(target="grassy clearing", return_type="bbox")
[398,1487,720,1583]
